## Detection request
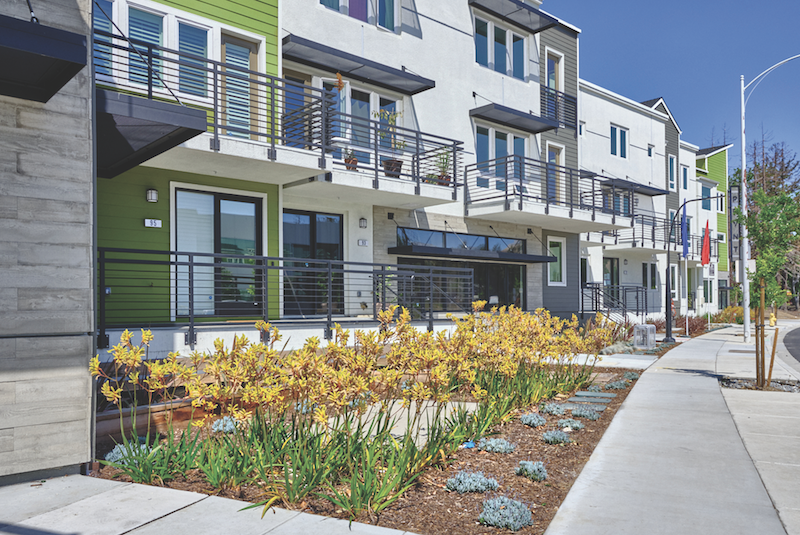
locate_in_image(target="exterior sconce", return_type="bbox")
[623,259,628,265]
[146,189,158,203]
[359,217,368,229]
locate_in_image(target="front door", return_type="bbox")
[603,257,620,302]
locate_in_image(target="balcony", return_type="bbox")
[284,111,463,207]
[96,247,474,349]
[541,86,577,130]
[464,155,635,232]
[93,29,331,181]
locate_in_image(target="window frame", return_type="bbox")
[547,236,567,287]
[702,186,712,210]
[682,165,689,190]
[473,13,527,81]
[319,0,400,32]
[474,122,528,175]
[545,47,564,92]
[642,262,657,290]
[610,124,628,159]
[668,155,677,191]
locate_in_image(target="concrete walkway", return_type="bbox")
[0,475,414,535]
[545,325,793,535]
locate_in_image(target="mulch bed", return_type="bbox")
[95,367,640,534]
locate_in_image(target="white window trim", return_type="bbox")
[681,165,689,190]
[547,236,567,287]
[474,12,528,81]
[319,0,401,33]
[668,155,677,191]
[544,46,564,92]
[610,123,628,159]
[475,122,529,162]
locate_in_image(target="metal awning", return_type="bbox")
[389,244,555,264]
[470,103,559,135]
[96,89,207,179]
[468,0,559,35]
[0,14,86,103]
[282,35,435,95]
[601,178,669,197]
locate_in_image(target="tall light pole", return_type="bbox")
[740,54,800,343]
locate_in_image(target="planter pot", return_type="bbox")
[382,158,403,178]
[438,173,451,185]
[344,157,358,170]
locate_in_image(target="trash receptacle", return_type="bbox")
[633,324,656,350]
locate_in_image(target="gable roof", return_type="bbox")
[696,144,733,158]
[640,97,681,134]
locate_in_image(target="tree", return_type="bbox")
[747,138,800,197]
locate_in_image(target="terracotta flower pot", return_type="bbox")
[345,157,358,170]
[382,158,403,178]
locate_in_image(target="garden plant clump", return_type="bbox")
[90,303,614,524]
[542,430,571,445]
[211,416,238,434]
[445,471,499,494]
[557,418,584,430]
[605,380,630,390]
[587,384,603,392]
[477,437,516,454]
[516,460,547,481]
[540,403,566,416]
[519,412,546,428]
[479,496,533,531]
[571,407,600,421]
[623,372,640,381]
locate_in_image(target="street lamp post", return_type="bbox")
[664,195,723,343]
[740,54,800,343]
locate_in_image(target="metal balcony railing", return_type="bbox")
[96,248,475,349]
[464,155,636,219]
[581,283,649,322]
[585,214,719,258]
[327,112,463,197]
[540,86,577,130]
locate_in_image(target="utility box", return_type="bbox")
[633,324,656,350]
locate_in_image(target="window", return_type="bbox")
[397,227,525,254]
[704,279,713,304]
[93,0,114,76]
[547,237,566,286]
[668,155,676,190]
[579,122,585,136]
[474,15,526,80]
[320,0,397,31]
[682,166,688,189]
[648,144,654,157]
[178,23,208,96]
[669,210,677,242]
[128,7,163,85]
[475,124,526,184]
[717,233,726,243]
[642,263,657,290]
[717,193,725,212]
[702,186,711,210]
[610,125,627,158]
[546,51,561,90]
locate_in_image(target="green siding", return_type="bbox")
[697,150,730,272]
[98,167,280,323]
[150,0,278,75]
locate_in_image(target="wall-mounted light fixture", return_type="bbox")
[623,259,628,265]
[359,217,368,229]
[146,189,159,203]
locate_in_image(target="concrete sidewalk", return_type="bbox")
[0,475,415,535]
[545,325,793,535]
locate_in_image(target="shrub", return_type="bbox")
[516,461,547,481]
[477,437,516,453]
[646,317,667,332]
[542,430,570,444]
[211,416,238,434]
[675,315,710,335]
[587,384,602,393]
[540,403,565,416]
[479,496,533,531]
[104,442,150,466]
[623,372,640,381]
[571,407,600,421]
[605,380,629,390]
[557,418,584,430]
[445,471,499,494]
[712,306,747,324]
[520,413,546,428]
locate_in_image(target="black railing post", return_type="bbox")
[518,155,524,210]
[373,120,380,189]
[326,260,333,340]
[373,269,379,320]
[262,259,269,322]
[414,132,421,194]
[381,265,387,311]
[545,160,550,214]
[451,141,458,201]
[98,249,108,349]
[146,44,154,100]
[428,268,434,332]
[569,168,574,217]
[186,254,195,349]
[319,93,328,168]
[591,177,597,220]
[269,80,277,159]
[211,62,220,150]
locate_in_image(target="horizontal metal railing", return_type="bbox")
[464,155,636,219]
[581,283,648,322]
[96,248,474,348]
[585,214,719,258]
[541,86,577,130]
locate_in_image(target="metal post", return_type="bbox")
[211,62,220,150]
[98,249,108,349]
[414,132,421,194]
[428,268,434,332]
[740,74,751,342]
[319,90,328,168]
[451,141,458,201]
[518,155,525,211]
[262,259,268,322]
[187,254,195,349]
[373,121,380,189]
[146,44,153,100]
[569,168,574,217]
[326,261,333,340]
[269,80,276,159]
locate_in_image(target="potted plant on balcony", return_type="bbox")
[373,109,406,178]
[435,148,452,185]
[344,148,358,170]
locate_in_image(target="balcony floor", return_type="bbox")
[466,198,633,233]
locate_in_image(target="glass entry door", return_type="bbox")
[603,257,620,301]
[283,210,343,317]
[176,190,262,317]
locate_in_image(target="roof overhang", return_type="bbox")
[470,103,559,135]
[96,89,207,179]
[601,178,669,197]
[389,244,555,263]
[0,14,86,103]
[282,34,435,95]
[468,0,559,35]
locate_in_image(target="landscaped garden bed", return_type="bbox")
[91,304,641,533]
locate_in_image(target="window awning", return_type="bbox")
[468,0,559,35]
[0,14,86,103]
[601,178,669,197]
[470,103,559,135]
[282,35,435,95]
[388,244,555,264]
[96,89,207,179]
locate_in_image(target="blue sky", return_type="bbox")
[550,0,800,171]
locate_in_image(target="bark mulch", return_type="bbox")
[95,367,640,534]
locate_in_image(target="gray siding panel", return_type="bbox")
[541,231,580,317]
[658,103,680,212]
[539,26,578,169]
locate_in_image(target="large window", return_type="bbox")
[474,15,525,80]
[475,125,526,184]
[642,263,657,290]
[610,125,627,158]
[682,166,689,189]
[668,155,676,190]
[397,227,525,254]
[321,0,397,31]
[702,186,712,210]
[547,237,566,286]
